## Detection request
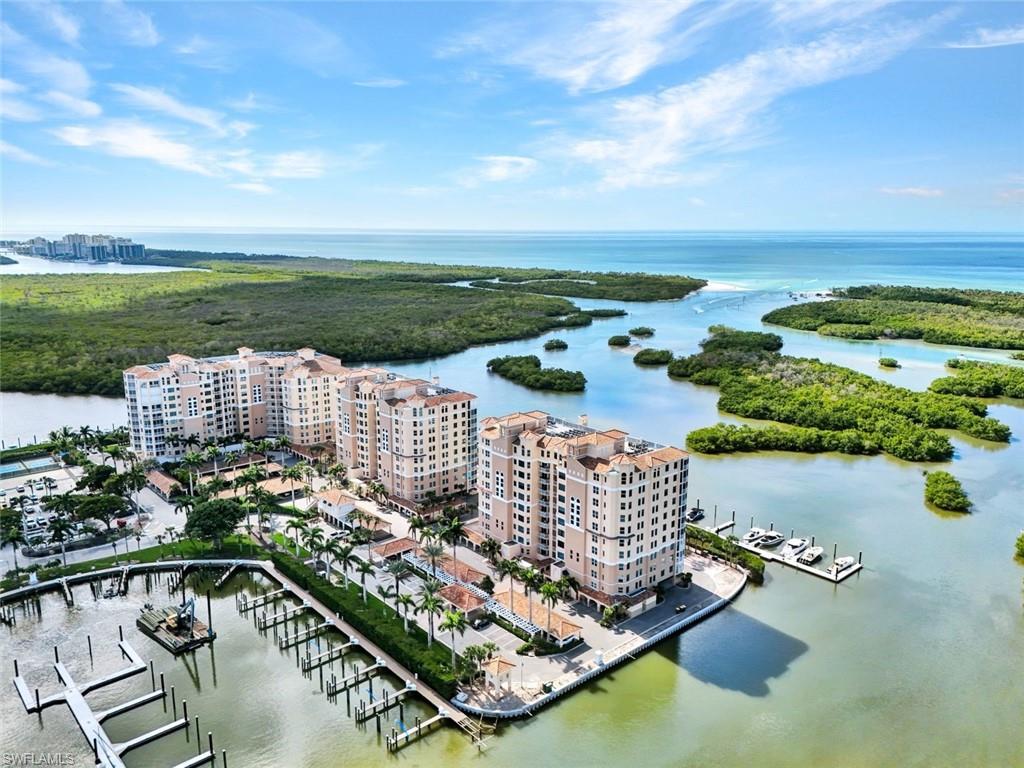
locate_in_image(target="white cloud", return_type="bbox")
[458,155,538,187]
[444,0,700,94]
[770,0,893,28]
[111,84,252,137]
[225,92,271,112]
[102,0,160,46]
[559,17,946,188]
[0,78,25,94]
[880,186,944,198]
[264,151,327,179]
[688,196,707,207]
[1,22,92,95]
[229,181,273,194]
[0,140,54,166]
[353,78,406,88]
[0,96,42,121]
[946,25,1024,49]
[175,34,211,55]
[23,1,81,44]
[51,120,213,175]
[41,90,102,117]
[997,188,1024,204]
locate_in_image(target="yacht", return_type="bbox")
[741,527,766,544]
[685,507,705,523]
[780,537,810,558]
[756,531,785,548]
[831,556,856,574]
[797,546,824,565]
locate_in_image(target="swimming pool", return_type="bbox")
[0,457,59,478]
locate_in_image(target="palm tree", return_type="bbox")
[480,536,501,565]
[49,517,76,567]
[42,477,59,499]
[335,543,356,589]
[204,444,223,476]
[174,496,196,517]
[281,463,305,508]
[285,519,307,556]
[44,491,78,520]
[422,541,445,578]
[120,464,146,519]
[355,560,374,603]
[166,526,178,556]
[322,539,345,584]
[416,587,443,647]
[182,452,203,496]
[540,581,561,639]
[303,527,325,559]
[274,434,291,462]
[496,558,519,593]
[408,513,429,543]
[78,425,95,450]
[384,560,409,607]
[558,573,581,602]
[2,527,27,572]
[523,567,543,624]
[256,439,274,473]
[443,517,466,571]
[439,609,468,671]
[396,593,416,633]
[156,534,166,557]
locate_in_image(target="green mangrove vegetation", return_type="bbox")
[762,285,1024,350]
[543,339,569,351]
[670,326,1011,462]
[608,335,631,347]
[929,359,1024,399]
[486,355,586,392]
[633,349,674,366]
[923,471,971,512]
[1,256,688,395]
[1016,532,1024,559]
[466,274,705,301]
[687,423,878,456]
[629,326,655,337]
[879,357,901,368]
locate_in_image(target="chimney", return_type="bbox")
[579,414,589,427]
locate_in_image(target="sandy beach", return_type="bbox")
[700,280,749,292]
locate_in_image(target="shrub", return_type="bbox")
[924,471,970,512]
[879,357,900,368]
[486,355,586,391]
[608,335,631,347]
[1016,532,1024,559]
[584,309,627,318]
[629,326,655,337]
[930,359,1024,399]
[633,348,673,366]
[543,339,569,351]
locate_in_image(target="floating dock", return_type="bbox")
[735,540,863,583]
[136,605,216,654]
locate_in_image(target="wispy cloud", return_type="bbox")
[229,181,273,194]
[441,1,717,94]
[51,119,213,175]
[946,25,1024,49]
[770,0,893,28]
[41,90,102,118]
[0,139,54,166]
[353,78,406,89]
[23,0,81,45]
[1,22,92,95]
[111,84,253,137]
[880,186,944,198]
[102,0,160,47]
[458,155,538,187]
[0,78,42,121]
[265,151,327,178]
[558,16,948,188]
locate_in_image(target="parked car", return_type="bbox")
[471,618,491,630]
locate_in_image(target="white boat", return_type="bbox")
[797,546,824,565]
[780,537,810,558]
[831,556,856,573]
[756,531,785,548]
[741,527,766,544]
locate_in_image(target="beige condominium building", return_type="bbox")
[335,373,478,505]
[124,348,478,506]
[123,347,346,460]
[477,411,688,609]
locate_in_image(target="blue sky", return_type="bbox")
[1,0,1022,232]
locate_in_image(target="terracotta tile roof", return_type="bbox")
[216,476,292,499]
[480,657,517,676]
[439,584,487,612]
[421,552,486,584]
[317,487,359,506]
[145,469,180,496]
[579,445,687,473]
[462,523,487,546]
[371,537,418,559]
